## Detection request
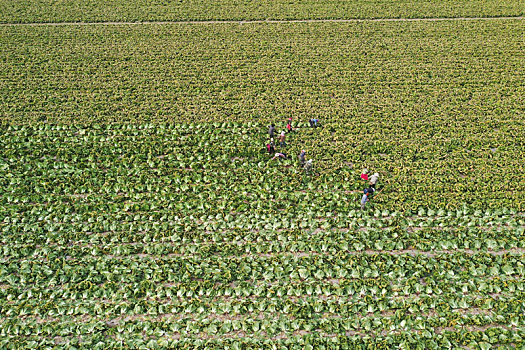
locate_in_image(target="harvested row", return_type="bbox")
[0,0,524,24]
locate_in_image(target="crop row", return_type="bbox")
[3,272,524,302]
[0,0,524,24]
[3,235,525,264]
[4,252,524,283]
[2,324,523,349]
[4,288,522,317]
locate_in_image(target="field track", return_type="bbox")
[0,15,523,26]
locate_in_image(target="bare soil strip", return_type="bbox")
[0,16,523,27]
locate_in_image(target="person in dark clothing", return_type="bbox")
[309,118,320,127]
[269,124,275,138]
[298,150,306,166]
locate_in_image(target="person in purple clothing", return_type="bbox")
[309,118,320,128]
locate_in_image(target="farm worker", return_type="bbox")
[286,121,292,132]
[271,152,287,160]
[369,173,380,189]
[361,169,369,181]
[266,139,275,154]
[279,131,286,147]
[298,150,306,166]
[304,159,313,174]
[269,124,275,138]
[309,118,320,127]
[361,189,370,210]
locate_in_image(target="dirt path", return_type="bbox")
[0,16,523,27]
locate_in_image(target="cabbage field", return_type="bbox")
[1,123,524,348]
[0,5,524,350]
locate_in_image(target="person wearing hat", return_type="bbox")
[298,150,306,166]
[279,131,286,147]
[369,173,380,189]
[361,169,369,181]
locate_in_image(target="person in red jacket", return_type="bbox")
[361,168,369,181]
[266,139,275,154]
